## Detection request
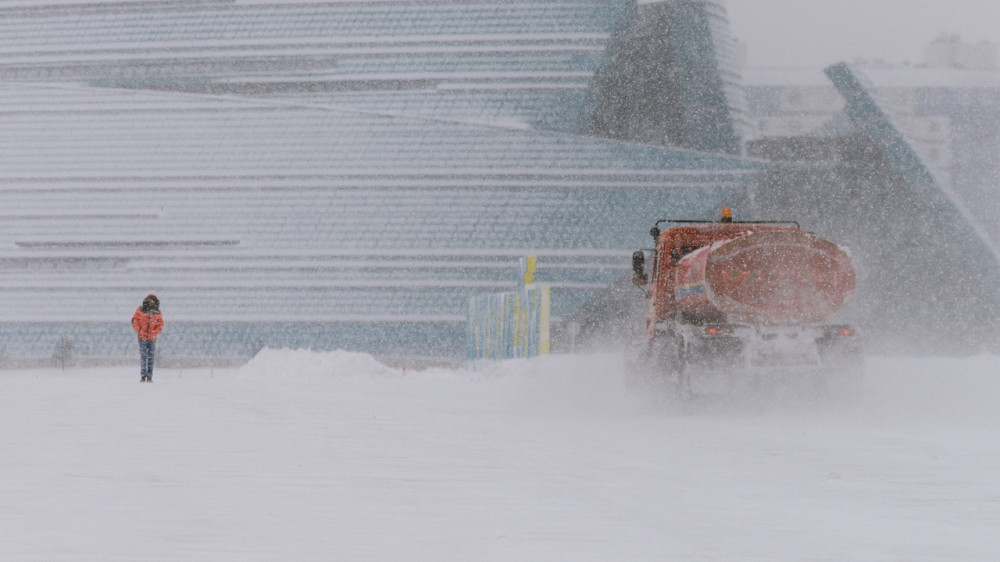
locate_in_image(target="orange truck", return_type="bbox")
[627,208,862,399]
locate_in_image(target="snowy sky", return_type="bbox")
[724,0,1000,68]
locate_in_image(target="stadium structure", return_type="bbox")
[0,0,996,365]
[0,0,760,364]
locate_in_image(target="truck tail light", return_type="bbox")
[824,326,854,337]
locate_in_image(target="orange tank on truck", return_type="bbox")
[627,208,862,401]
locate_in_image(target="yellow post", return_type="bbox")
[523,255,536,286]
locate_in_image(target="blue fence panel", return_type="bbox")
[466,284,550,370]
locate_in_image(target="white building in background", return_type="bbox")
[742,37,1000,243]
[925,34,998,71]
[745,72,958,183]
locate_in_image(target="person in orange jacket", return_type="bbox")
[132,294,163,382]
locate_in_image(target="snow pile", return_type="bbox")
[472,353,645,417]
[240,348,642,417]
[241,347,400,379]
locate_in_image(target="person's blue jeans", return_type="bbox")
[139,339,156,377]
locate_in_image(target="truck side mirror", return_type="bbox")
[632,251,648,286]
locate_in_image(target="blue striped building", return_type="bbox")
[0,1,761,362]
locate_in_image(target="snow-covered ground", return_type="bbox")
[1,351,998,560]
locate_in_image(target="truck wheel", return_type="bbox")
[624,338,653,390]
[651,334,687,398]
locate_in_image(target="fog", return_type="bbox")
[726,0,1000,68]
